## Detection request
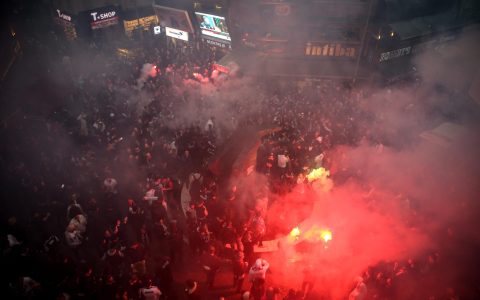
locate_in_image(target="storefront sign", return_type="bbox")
[195,12,231,42]
[379,46,411,62]
[204,38,231,49]
[53,9,77,40]
[123,15,158,37]
[56,9,72,22]
[88,6,119,29]
[91,11,116,22]
[306,43,357,57]
[153,5,194,33]
[165,27,188,41]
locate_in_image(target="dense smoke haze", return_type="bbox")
[1,3,480,299]
[214,30,480,299]
[5,31,480,298]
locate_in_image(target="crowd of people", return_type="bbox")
[0,25,463,300]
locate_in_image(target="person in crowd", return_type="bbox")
[250,277,266,300]
[139,278,162,300]
[104,177,118,194]
[69,213,87,234]
[232,250,249,293]
[249,258,270,283]
[77,113,88,137]
[121,275,139,299]
[201,245,222,289]
[169,220,184,264]
[125,241,147,276]
[100,275,118,299]
[349,276,367,300]
[266,287,281,300]
[65,224,82,248]
[185,279,202,300]
[155,256,174,299]
[250,212,266,247]
[102,245,125,276]
[67,195,85,221]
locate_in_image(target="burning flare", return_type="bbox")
[288,226,301,243]
[306,167,330,183]
[320,229,332,243]
[303,226,333,243]
[305,167,333,192]
[290,227,301,238]
[288,226,332,244]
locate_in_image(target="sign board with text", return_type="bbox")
[88,6,119,30]
[195,12,231,42]
[379,46,411,62]
[53,8,77,40]
[55,9,73,22]
[165,27,189,41]
[153,5,194,33]
[203,37,231,50]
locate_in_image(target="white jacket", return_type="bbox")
[249,259,269,282]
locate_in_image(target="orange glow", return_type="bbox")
[306,167,330,183]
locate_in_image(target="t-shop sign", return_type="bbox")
[89,7,119,29]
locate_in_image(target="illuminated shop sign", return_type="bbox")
[91,11,116,22]
[306,43,357,57]
[53,9,77,40]
[123,15,158,37]
[88,6,119,29]
[153,5,194,33]
[195,12,231,42]
[379,46,411,62]
[165,27,189,41]
[56,9,72,22]
[204,38,231,49]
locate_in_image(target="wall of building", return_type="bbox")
[52,0,153,15]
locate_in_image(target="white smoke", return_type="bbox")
[136,63,157,90]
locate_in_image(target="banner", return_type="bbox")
[153,5,194,33]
